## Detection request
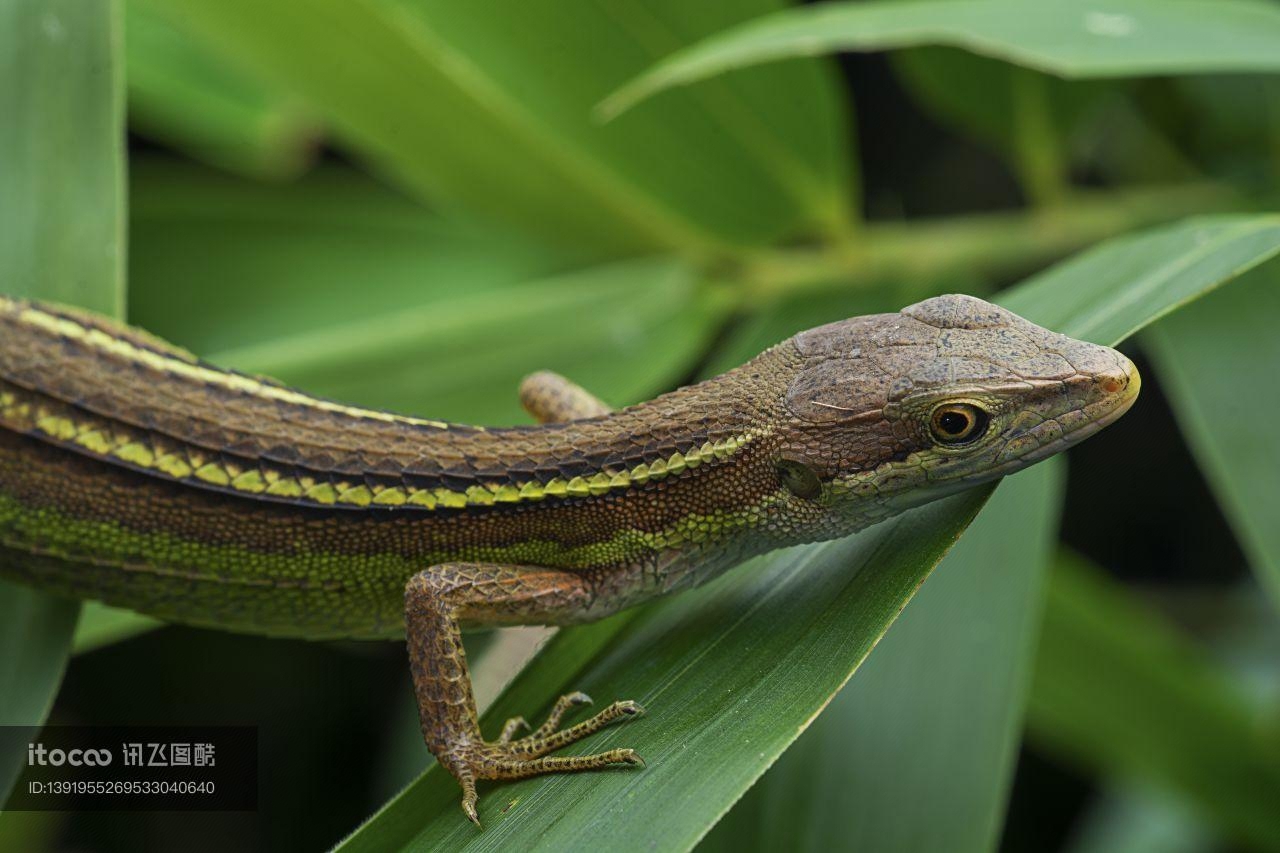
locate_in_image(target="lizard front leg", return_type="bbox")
[405,562,644,825]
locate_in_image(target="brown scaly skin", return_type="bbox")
[408,376,645,823]
[0,293,1140,824]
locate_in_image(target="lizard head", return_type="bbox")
[771,293,1139,531]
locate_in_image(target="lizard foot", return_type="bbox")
[444,691,645,825]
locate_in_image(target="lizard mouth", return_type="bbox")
[991,353,1141,475]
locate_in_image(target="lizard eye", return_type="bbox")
[929,403,990,445]
[776,457,822,500]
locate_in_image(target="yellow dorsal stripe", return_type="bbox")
[15,305,455,431]
[1,385,762,511]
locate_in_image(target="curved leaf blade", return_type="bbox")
[602,0,1280,117]
[702,459,1065,853]
[1000,215,1280,345]
[139,0,852,253]
[335,487,995,851]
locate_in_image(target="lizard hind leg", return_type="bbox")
[518,371,611,423]
[404,563,644,826]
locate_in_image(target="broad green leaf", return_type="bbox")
[336,214,1280,848]
[602,0,1280,117]
[336,489,995,851]
[1144,264,1280,608]
[0,0,125,802]
[126,0,320,180]
[138,0,852,254]
[127,160,728,426]
[1028,552,1280,851]
[0,0,125,313]
[703,459,1064,853]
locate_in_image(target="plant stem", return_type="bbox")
[735,182,1241,301]
[1012,70,1069,208]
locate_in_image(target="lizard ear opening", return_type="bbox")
[775,457,822,500]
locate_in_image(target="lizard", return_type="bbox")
[0,292,1139,824]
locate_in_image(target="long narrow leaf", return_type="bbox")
[0,0,125,799]
[1144,265,1280,609]
[1000,215,1280,344]
[703,460,1064,853]
[603,0,1280,117]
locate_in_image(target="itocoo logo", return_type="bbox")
[27,743,113,766]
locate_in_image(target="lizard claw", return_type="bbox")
[442,690,646,826]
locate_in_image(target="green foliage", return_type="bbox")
[2,0,1279,849]
[1028,552,1280,851]
[125,0,319,180]
[1145,267,1280,607]
[0,0,124,803]
[0,0,125,312]
[702,460,1065,853]
[602,0,1280,117]
[133,0,852,254]
[335,218,1280,844]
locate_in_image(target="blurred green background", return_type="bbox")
[1,0,1279,851]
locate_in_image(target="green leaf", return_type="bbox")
[0,0,125,313]
[0,0,125,800]
[336,488,995,851]
[126,0,320,180]
[703,459,1064,853]
[1144,264,1280,608]
[603,0,1280,117]
[1028,552,1280,852]
[1000,215,1280,345]
[137,0,852,253]
[336,212,1280,848]
[127,160,728,426]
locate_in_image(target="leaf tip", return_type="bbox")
[593,84,646,124]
